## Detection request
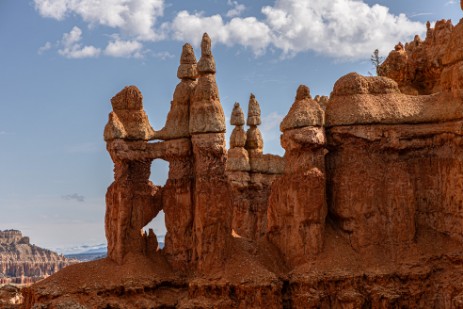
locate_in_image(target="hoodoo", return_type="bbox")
[24,21,463,308]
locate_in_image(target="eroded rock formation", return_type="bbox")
[268,85,327,266]
[153,43,197,140]
[227,94,285,241]
[0,230,75,286]
[25,18,463,308]
[104,87,162,265]
[379,18,463,97]
[190,33,231,271]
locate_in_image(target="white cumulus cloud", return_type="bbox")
[169,0,424,60]
[171,11,272,55]
[34,0,68,20]
[38,41,52,54]
[35,0,425,61]
[34,0,165,41]
[261,0,424,58]
[153,51,175,60]
[104,37,144,58]
[226,0,246,18]
[58,26,101,58]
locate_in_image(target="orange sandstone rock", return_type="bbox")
[104,86,155,141]
[379,19,463,96]
[153,44,198,140]
[268,85,327,266]
[189,33,225,134]
[280,85,324,131]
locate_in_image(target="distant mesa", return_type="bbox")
[0,229,77,286]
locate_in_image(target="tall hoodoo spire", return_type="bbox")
[227,102,250,173]
[267,84,327,267]
[153,43,198,141]
[189,32,225,134]
[189,32,230,271]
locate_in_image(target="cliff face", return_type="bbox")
[0,230,76,286]
[24,17,463,309]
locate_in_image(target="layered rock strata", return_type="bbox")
[326,71,463,250]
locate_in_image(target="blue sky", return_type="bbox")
[0,0,461,250]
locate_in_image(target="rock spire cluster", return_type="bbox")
[104,33,230,271]
[25,20,463,308]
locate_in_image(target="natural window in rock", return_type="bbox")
[142,210,166,249]
[142,159,169,248]
[150,159,169,187]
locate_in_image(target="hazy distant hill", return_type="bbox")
[63,244,107,262]
[62,242,164,262]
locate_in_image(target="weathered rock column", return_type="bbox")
[227,103,249,173]
[226,103,253,238]
[104,86,162,264]
[243,94,269,239]
[267,85,327,267]
[190,33,231,271]
[159,44,198,271]
[227,96,285,240]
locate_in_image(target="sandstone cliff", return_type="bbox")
[0,230,76,286]
[24,16,463,309]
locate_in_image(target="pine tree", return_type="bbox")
[370,49,384,76]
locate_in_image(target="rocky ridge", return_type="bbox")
[23,13,463,309]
